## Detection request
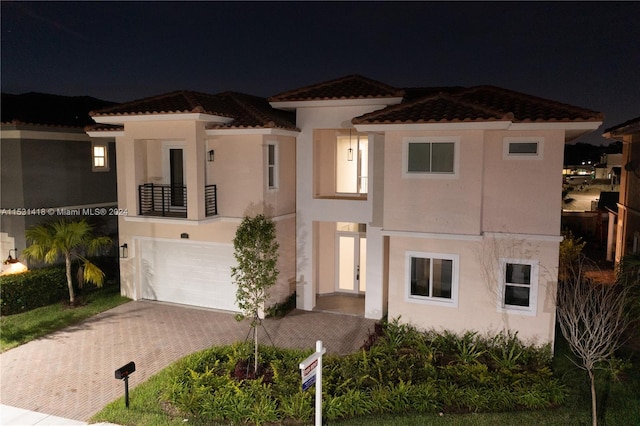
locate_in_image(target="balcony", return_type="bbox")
[138,183,217,218]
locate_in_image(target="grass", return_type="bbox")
[0,286,130,352]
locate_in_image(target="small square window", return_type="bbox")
[508,142,538,155]
[503,137,543,160]
[92,144,109,171]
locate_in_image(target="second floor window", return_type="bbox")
[268,143,277,189]
[92,143,109,171]
[407,142,454,173]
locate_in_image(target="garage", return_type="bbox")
[139,239,239,312]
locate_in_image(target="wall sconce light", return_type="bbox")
[119,243,128,259]
[4,248,18,265]
[208,149,215,162]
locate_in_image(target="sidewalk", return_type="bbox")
[0,404,118,425]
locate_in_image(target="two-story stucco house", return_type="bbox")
[87,76,602,345]
[87,91,298,311]
[269,75,602,343]
[1,93,117,268]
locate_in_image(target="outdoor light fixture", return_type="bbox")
[4,248,18,264]
[347,130,354,161]
[208,149,215,162]
[1,248,28,275]
[119,243,128,259]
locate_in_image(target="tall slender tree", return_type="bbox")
[231,214,279,374]
[22,219,112,305]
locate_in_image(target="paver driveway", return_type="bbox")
[0,301,377,421]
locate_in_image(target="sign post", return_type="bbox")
[299,340,326,426]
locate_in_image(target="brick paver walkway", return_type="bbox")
[0,301,376,421]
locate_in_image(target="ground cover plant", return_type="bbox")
[0,285,129,352]
[94,319,569,425]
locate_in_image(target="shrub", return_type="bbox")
[0,266,67,315]
[161,322,565,424]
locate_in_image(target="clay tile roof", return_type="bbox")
[456,86,603,122]
[353,93,510,125]
[90,90,297,131]
[84,123,124,132]
[205,92,297,130]
[90,90,237,118]
[353,85,603,125]
[269,74,405,102]
[603,115,640,136]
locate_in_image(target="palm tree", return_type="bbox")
[22,219,112,305]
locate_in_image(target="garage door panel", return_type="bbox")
[140,239,238,312]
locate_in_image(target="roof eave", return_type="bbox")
[91,112,234,125]
[205,127,300,136]
[269,97,403,110]
[86,129,125,138]
[354,121,513,132]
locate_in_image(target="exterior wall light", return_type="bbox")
[4,248,18,264]
[208,149,215,162]
[119,243,128,259]
[1,248,29,275]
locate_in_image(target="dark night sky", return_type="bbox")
[2,1,639,145]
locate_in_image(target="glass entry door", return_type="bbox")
[336,233,366,293]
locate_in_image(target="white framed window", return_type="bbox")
[405,251,459,306]
[498,258,539,315]
[92,143,109,171]
[267,142,278,189]
[503,137,544,160]
[403,136,459,178]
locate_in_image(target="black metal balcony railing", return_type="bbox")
[138,183,218,218]
[205,184,217,217]
[138,183,186,217]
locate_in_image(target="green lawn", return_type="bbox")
[0,287,130,352]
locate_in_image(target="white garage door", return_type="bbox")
[139,239,238,312]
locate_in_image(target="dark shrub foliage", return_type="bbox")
[0,256,119,315]
[163,319,565,425]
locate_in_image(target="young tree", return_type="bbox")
[22,219,112,305]
[556,252,636,426]
[231,214,279,374]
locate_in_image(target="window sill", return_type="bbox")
[314,194,368,201]
[406,295,457,307]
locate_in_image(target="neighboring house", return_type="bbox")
[87,91,298,312]
[595,153,623,182]
[603,116,640,262]
[269,75,602,344]
[86,76,602,345]
[0,93,118,270]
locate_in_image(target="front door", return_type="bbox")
[336,233,366,293]
[169,148,184,206]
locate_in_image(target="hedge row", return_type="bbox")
[0,256,120,316]
[0,266,68,315]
